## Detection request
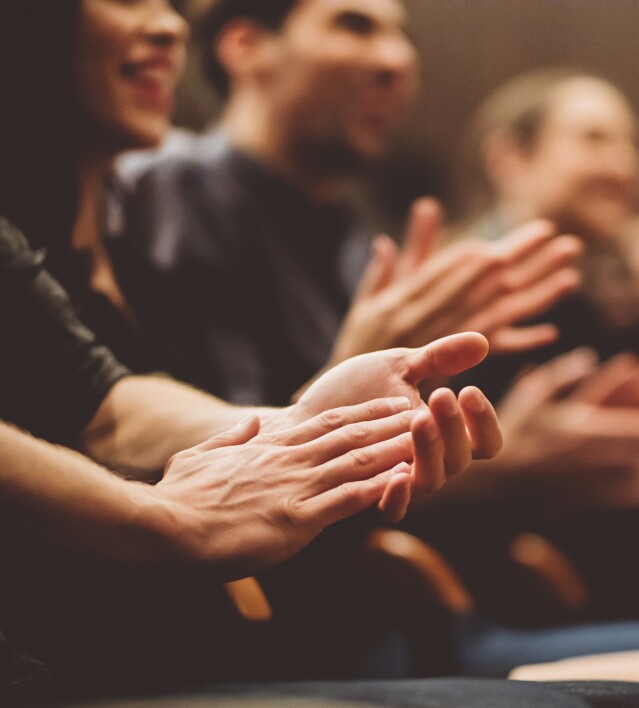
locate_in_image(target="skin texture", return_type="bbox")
[81,333,502,513]
[488,77,639,244]
[1,337,501,575]
[75,0,188,155]
[325,204,582,371]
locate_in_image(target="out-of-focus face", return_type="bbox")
[75,0,188,154]
[517,78,639,242]
[263,0,419,171]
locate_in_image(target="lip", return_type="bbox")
[359,98,406,132]
[120,55,181,111]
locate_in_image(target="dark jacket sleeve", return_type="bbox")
[0,218,130,444]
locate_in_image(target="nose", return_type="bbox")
[144,0,190,48]
[373,33,419,92]
[603,139,639,187]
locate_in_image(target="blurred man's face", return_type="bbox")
[518,79,639,242]
[264,0,419,173]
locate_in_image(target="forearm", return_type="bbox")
[0,422,177,563]
[79,375,290,479]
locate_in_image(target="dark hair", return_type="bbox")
[0,1,81,257]
[198,0,301,97]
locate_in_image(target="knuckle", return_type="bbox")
[349,447,373,468]
[279,497,302,529]
[165,450,186,470]
[320,408,346,431]
[347,424,371,445]
[338,481,366,507]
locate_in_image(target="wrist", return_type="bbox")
[126,483,203,564]
[260,404,306,433]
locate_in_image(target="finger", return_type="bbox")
[466,267,580,339]
[499,348,599,418]
[316,432,414,490]
[401,241,497,308]
[465,237,581,317]
[192,415,261,453]
[489,219,558,262]
[570,353,639,405]
[428,388,473,476]
[496,349,599,434]
[353,235,398,299]
[392,249,501,345]
[302,409,418,465]
[377,464,412,523]
[410,409,446,496]
[404,332,489,385]
[458,386,503,459]
[568,404,639,443]
[260,397,411,447]
[497,235,582,293]
[298,468,399,530]
[486,324,560,354]
[397,197,442,277]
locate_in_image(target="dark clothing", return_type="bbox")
[0,218,131,701]
[114,135,368,405]
[0,218,129,445]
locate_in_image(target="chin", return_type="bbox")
[353,134,390,161]
[113,117,168,152]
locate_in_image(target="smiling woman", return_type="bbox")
[0,0,191,371]
[0,0,189,261]
[75,0,188,154]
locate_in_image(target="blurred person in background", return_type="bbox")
[113,0,582,407]
[412,69,639,635]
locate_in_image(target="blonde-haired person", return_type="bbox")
[426,69,639,630]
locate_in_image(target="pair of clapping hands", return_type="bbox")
[157,200,582,578]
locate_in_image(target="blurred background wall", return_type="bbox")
[174,0,639,232]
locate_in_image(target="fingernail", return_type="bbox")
[391,462,411,476]
[418,413,440,442]
[463,389,486,414]
[390,397,411,412]
[436,391,458,416]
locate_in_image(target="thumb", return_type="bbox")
[354,235,398,299]
[404,332,490,385]
[193,415,261,453]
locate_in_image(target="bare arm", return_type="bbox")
[0,397,453,578]
[78,374,279,480]
[80,334,502,485]
[0,422,172,562]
